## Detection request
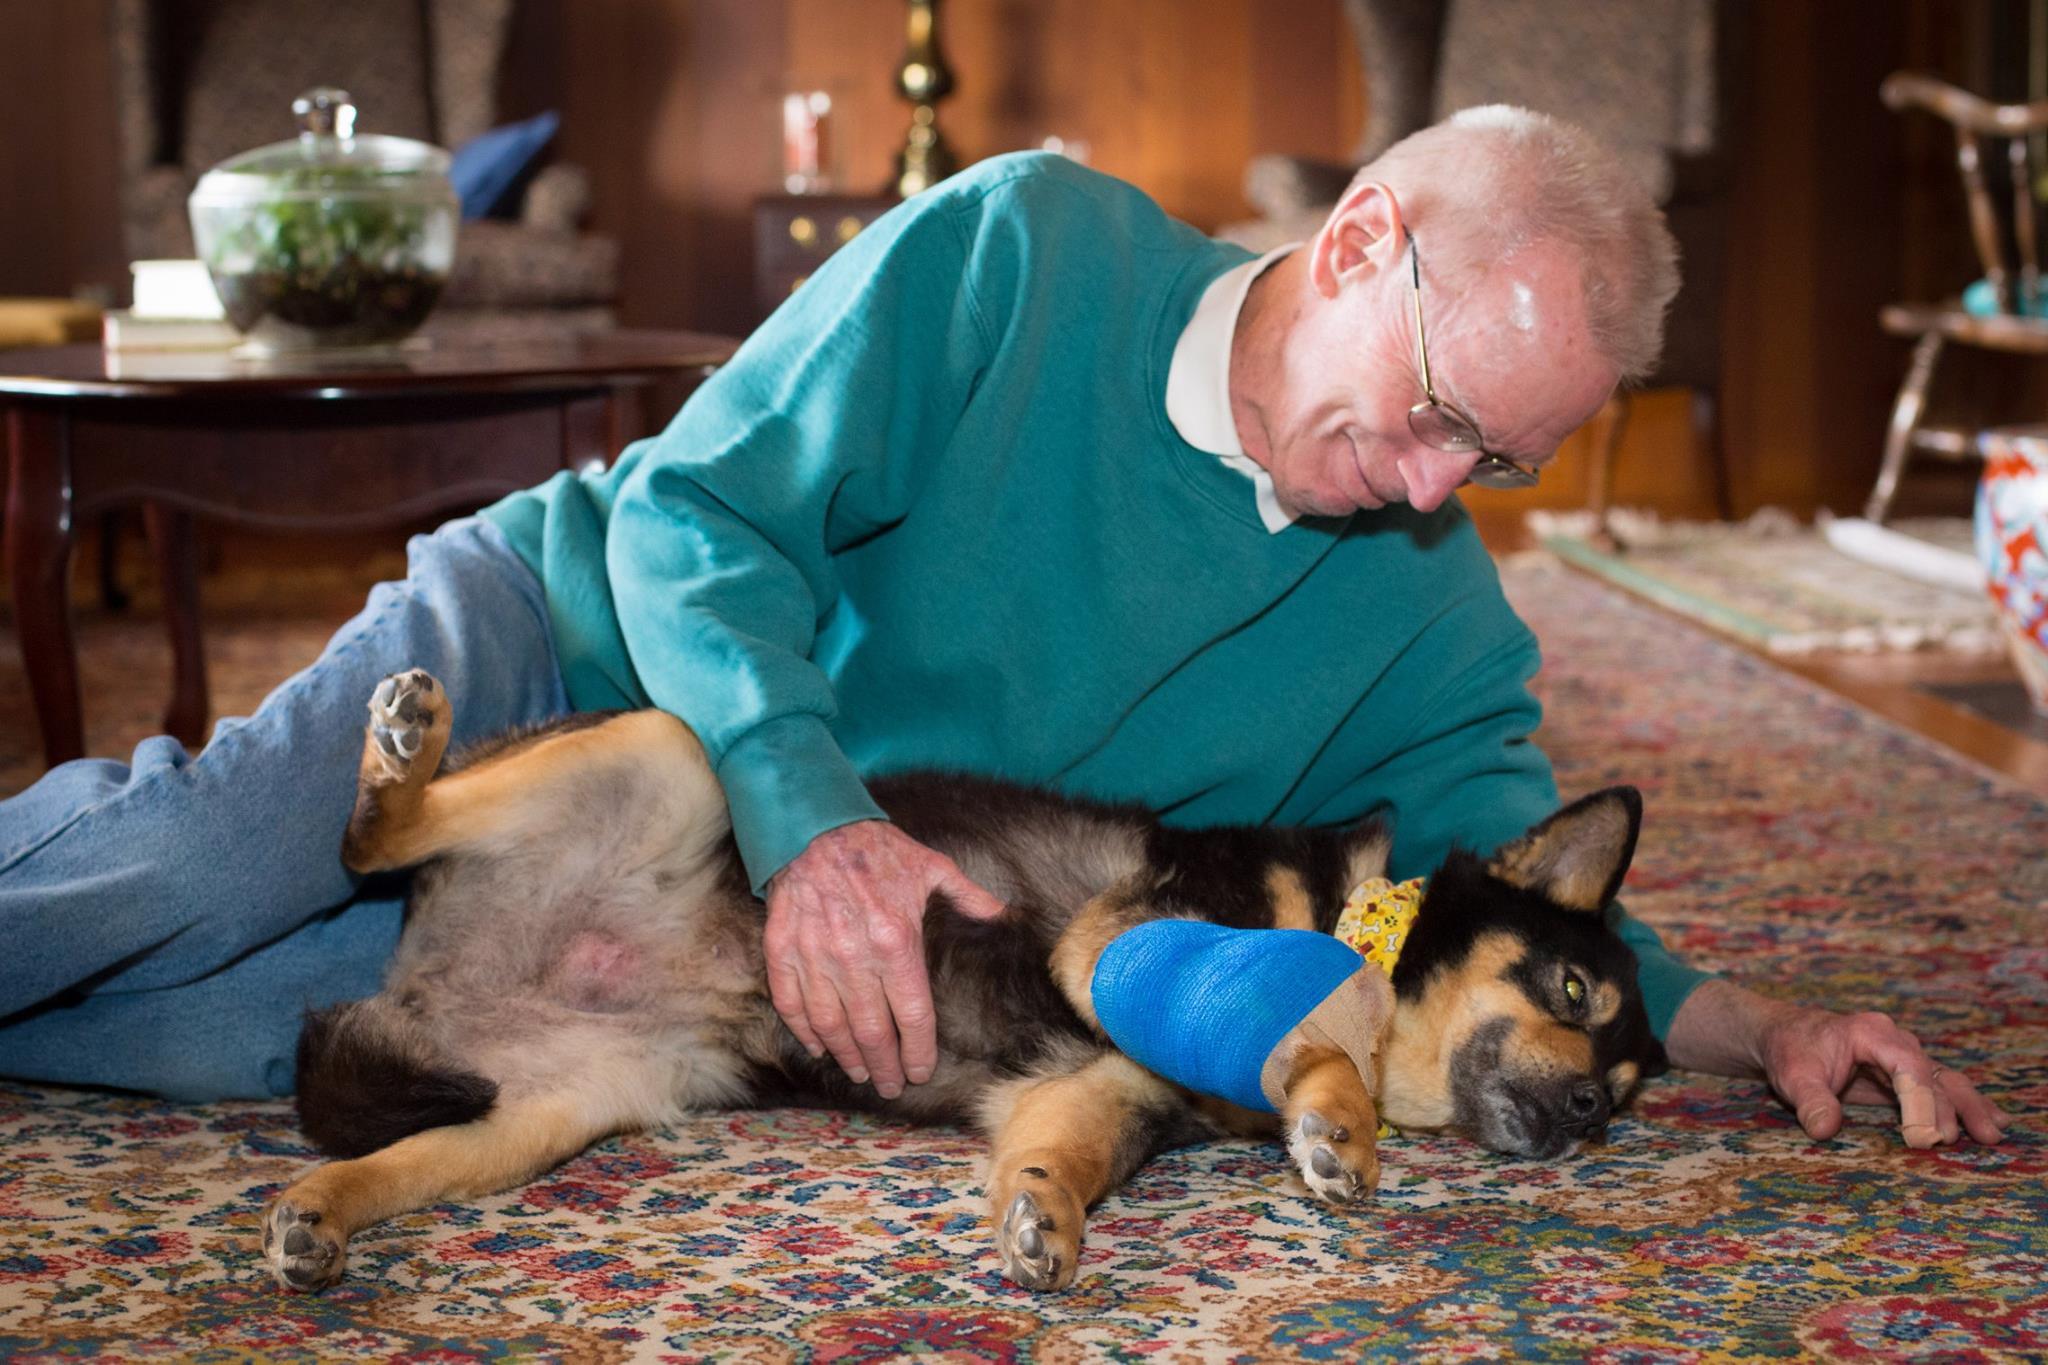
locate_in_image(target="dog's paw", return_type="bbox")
[1289,1109,1378,1206]
[263,1197,346,1292]
[366,669,446,780]
[997,1187,1078,1292]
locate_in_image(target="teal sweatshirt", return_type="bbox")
[482,152,1709,1036]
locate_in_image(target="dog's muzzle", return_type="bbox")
[1478,1074,1612,1159]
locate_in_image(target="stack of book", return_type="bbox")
[102,260,240,351]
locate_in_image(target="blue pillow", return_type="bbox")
[449,111,560,220]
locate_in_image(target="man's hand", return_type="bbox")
[762,820,1006,1098]
[1665,978,2009,1147]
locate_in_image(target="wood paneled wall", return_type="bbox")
[0,1,122,302]
[517,0,1363,337]
[0,0,1997,522]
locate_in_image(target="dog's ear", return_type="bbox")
[1486,787,1643,914]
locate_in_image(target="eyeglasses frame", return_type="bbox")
[1404,229,1540,491]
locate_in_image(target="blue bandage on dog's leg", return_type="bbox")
[1089,919,1383,1112]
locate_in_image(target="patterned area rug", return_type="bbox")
[3,561,2046,1361]
[1529,509,2002,657]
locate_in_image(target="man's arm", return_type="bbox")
[605,199,991,888]
[601,194,1008,1094]
[1666,978,2007,1146]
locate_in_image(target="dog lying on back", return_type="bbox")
[262,669,1665,1293]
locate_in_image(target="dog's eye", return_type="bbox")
[1563,973,1586,1009]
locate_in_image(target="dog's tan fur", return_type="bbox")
[1045,880,1159,1031]
[263,1095,609,1290]
[1266,866,1317,931]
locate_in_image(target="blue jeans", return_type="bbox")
[0,518,567,1100]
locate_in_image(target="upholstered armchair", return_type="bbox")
[109,0,619,340]
[1224,0,1742,526]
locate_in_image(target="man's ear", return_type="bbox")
[1308,179,1405,300]
[1486,786,1643,914]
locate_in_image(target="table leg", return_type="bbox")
[5,403,85,767]
[562,391,616,471]
[145,503,209,747]
[98,510,131,611]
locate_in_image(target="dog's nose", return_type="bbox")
[1565,1080,1608,1127]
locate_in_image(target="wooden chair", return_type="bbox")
[1867,72,2048,524]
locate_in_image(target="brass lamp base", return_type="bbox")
[893,0,956,197]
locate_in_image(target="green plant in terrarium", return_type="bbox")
[188,89,459,349]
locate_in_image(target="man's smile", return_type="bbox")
[1349,436,1393,508]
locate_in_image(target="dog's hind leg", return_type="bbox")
[338,669,453,872]
[340,670,724,874]
[261,1090,616,1292]
[978,1046,1206,1292]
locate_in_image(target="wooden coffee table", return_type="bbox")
[2,330,735,768]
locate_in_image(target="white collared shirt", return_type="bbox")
[1164,243,1299,533]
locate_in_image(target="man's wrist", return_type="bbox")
[1664,977,1796,1079]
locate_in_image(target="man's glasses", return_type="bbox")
[1405,230,1540,490]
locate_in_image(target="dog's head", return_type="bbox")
[1377,786,1667,1158]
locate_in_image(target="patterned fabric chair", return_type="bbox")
[1224,0,1742,529]
[109,0,619,340]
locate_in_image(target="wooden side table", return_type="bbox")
[752,194,897,321]
[2,331,735,768]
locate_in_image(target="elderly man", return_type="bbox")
[0,108,2005,1152]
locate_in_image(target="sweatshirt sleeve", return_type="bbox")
[603,199,994,894]
[1339,616,1711,1039]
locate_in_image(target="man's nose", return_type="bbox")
[1397,449,1476,513]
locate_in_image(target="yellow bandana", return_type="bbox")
[1333,876,1425,978]
[1331,876,1424,1142]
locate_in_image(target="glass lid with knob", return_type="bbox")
[191,88,457,204]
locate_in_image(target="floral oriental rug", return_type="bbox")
[2,561,2045,1362]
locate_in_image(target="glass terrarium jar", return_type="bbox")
[188,88,458,351]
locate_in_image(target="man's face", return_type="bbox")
[1242,230,1620,519]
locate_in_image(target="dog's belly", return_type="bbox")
[546,930,648,1012]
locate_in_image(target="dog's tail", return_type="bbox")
[294,998,498,1158]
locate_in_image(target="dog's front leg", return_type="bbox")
[979,1050,1182,1292]
[1278,1043,1381,1204]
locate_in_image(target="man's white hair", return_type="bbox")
[1351,105,1680,384]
